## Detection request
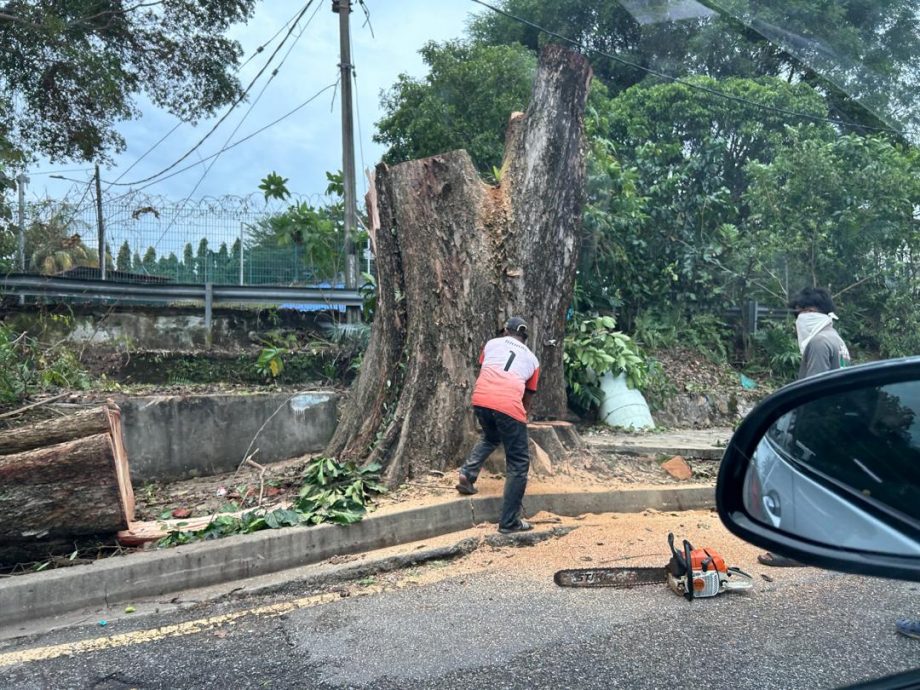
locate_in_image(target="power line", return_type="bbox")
[238,4,307,72]
[469,0,901,136]
[111,0,317,188]
[103,4,313,193]
[109,81,340,204]
[147,2,324,253]
[349,19,369,199]
[30,167,95,176]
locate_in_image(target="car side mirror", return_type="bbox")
[717,357,920,581]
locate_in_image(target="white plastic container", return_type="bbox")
[598,372,655,430]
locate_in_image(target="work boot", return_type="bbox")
[456,472,477,495]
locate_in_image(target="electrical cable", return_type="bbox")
[147,1,324,251]
[469,0,901,136]
[101,3,311,193]
[110,0,317,187]
[349,20,369,199]
[108,81,339,205]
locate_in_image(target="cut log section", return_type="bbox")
[0,433,134,543]
[0,403,135,522]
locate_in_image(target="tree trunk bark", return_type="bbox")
[0,405,115,455]
[327,46,591,485]
[0,431,135,563]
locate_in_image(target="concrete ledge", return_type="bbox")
[586,437,725,460]
[121,391,340,481]
[0,486,714,629]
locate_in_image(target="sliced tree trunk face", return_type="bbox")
[328,46,592,485]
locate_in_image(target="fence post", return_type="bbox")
[16,173,28,271]
[204,282,213,348]
[239,222,244,286]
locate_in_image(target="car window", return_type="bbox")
[772,383,920,522]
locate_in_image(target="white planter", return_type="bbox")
[598,372,655,430]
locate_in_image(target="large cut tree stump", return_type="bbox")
[328,46,592,484]
[0,404,135,565]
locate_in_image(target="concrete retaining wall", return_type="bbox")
[2,305,326,350]
[120,391,340,482]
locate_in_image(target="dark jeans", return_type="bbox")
[460,406,530,530]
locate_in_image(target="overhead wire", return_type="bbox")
[108,81,339,204]
[110,0,317,188]
[147,0,325,252]
[349,16,369,199]
[103,3,310,192]
[469,0,902,136]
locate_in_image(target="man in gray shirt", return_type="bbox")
[758,286,851,568]
[792,286,851,379]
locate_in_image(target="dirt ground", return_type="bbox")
[133,451,718,522]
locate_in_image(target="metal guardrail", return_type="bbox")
[0,274,363,306]
[0,274,364,331]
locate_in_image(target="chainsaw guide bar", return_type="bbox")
[553,566,668,588]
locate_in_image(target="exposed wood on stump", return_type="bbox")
[327,46,592,485]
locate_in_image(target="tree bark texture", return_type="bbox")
[327,46,591,484]
[0,432,134,546]
[0,405,113,455]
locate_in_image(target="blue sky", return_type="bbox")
[31,0,482,203]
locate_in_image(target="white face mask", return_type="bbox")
[796,312,837,354]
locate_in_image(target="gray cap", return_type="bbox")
[505,316,528,340]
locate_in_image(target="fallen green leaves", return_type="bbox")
[157,457,386,547]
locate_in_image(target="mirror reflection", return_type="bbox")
[745,380,920,555]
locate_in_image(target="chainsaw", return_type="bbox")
[554,533,754,600]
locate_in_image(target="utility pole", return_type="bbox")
[94,164,106,280]
[16,172,28,272]
[333,0,360,322]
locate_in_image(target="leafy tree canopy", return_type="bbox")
[0,0,258,164]
[374,40,537,172]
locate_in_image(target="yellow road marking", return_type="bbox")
[0,587,381,668]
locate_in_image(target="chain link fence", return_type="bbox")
[12,189,373,287]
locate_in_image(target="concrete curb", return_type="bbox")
[586,438,725,460]
[0,486,713,628]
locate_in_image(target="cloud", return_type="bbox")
[38,0,481,205]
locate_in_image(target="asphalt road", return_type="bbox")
[3,552,920,690]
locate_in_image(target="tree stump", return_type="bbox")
[327,46,592,484]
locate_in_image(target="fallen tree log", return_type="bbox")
[0,432,135,560]
[0,404,120,455]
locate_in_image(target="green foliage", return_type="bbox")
[743,133,920,352]
[878,290,920,359]
[563,314,647,411]
[360,271,377,322]
[259,172,290,201]
[375,40,537,172]
[632,312,679,352]
[0,320,89,404]
[750,321,800,382]
[23,201,100,275]
[246,171,364,286]
[0,0,257,163]
[642,359,679,413]
[682,314,733,364]
[0,166,15,272]
[255,346,285,379]
[157,457,386,547]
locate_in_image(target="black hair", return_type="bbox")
[789,286,835,315]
